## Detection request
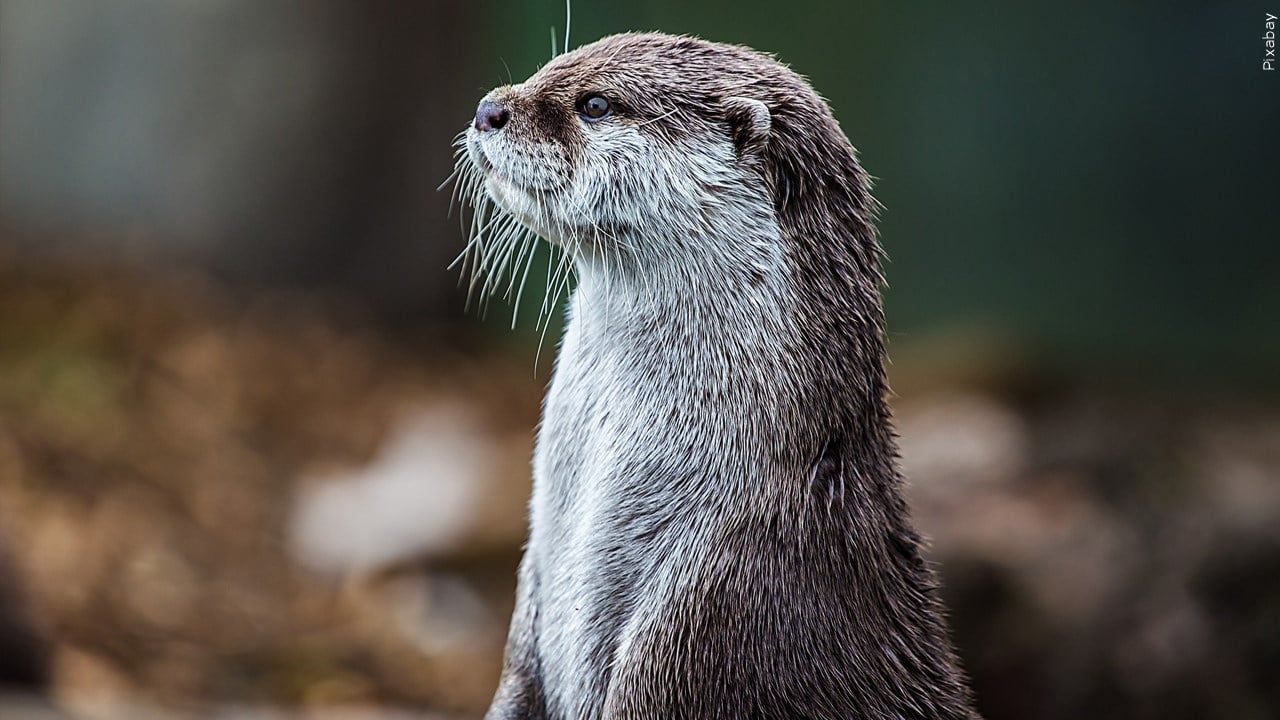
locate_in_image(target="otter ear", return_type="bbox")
[722,97,771,158]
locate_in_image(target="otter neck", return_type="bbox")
[558,208,974,718]
[573,240,783,318]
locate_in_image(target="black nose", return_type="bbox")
[474,99,510,132]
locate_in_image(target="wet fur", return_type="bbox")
[456,33,980,720]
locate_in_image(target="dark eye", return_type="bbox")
[579,95,612,122]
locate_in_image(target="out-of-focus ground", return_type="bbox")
[0,252,1276,720]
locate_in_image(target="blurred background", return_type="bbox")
[1,1,1277,718]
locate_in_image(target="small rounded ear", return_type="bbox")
[722,97,772,159]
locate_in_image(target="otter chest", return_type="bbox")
[529,307,715,717]
[527,291,790,717]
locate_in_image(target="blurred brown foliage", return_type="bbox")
[0,252,538,718]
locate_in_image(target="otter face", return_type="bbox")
[458,33,783,261]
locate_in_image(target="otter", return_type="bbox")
[454,32,980,720]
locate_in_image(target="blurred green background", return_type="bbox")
[1,1,1278,719]
[496,0,1280,384]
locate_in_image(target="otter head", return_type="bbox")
[455,32,878,308]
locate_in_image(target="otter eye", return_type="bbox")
[579,95,612,122]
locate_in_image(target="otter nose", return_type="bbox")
[474,99,510,132]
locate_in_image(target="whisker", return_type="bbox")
[563,0,572,55]
[597,42,626,71]
[511,237,540,328]
[636,107,679,127]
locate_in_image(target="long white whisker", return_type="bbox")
[535,246,570,370]
[636,107,679,127]
[563,0,572,55]
[511,237,539,328]
[482,216,526,300]
[503,231,534,300]
[597,42,626,71]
